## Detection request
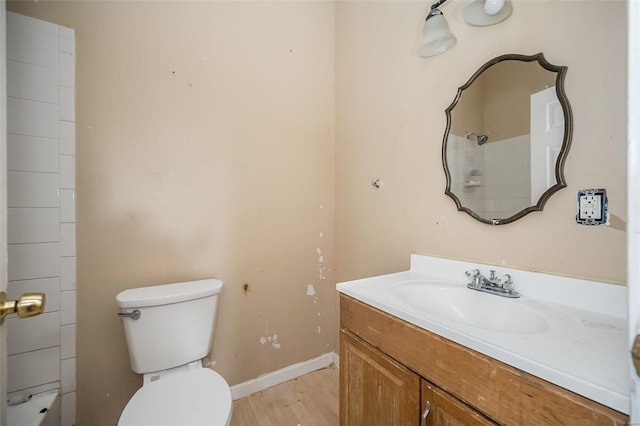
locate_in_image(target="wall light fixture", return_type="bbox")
[418,0,457,57]
[419,0,513,57]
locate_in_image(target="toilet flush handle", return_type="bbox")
[118,309,141,320]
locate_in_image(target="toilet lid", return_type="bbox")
[119,369,232,426]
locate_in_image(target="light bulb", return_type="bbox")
[483,0,505,15]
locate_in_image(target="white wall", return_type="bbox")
[1,3,9,425]
[5,12,76,426]
[627,0,640,420]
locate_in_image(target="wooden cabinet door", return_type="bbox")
[340,329,421,426]
[421,380,497,426]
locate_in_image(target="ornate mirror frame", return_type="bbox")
[442,53,573,225]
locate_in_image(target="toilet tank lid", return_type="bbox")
[116,279,223,308]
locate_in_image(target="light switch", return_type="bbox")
[576,189,608,225]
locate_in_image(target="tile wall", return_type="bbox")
[6,12,76,426]
[483,135,531,219]
[446,133,486,214]
[446,133,531,220]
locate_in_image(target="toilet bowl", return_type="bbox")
[118,364,232,425]
[116,279,232,425]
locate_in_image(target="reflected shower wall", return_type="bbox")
[447,133,531,219]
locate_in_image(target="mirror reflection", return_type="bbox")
[443,53,572,225]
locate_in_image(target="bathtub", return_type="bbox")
[7,390,60,426]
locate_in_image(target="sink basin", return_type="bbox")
[393,281,564,333]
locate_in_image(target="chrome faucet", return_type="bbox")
[465,269,520,298]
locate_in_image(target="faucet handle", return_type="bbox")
[503,274,513,291]
[465,269,480,279]
[465,269,482,289]
[488,270,503,286]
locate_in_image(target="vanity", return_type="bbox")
[337,254,629,425]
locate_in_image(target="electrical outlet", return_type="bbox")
[576,189,608,225]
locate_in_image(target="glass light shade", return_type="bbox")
[463,0,512,26]
[418,13,457,57]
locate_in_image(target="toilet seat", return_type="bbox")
[118,368,232,426]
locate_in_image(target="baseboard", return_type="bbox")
[230,351,338,400]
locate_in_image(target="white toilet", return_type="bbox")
[116,279,232,425]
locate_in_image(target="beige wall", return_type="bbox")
[450,60,556,139]
[335,0,626,283]
[449,72,483,137]
[482,60,556,140]
[7,1,336,425]
[7,0,628,424]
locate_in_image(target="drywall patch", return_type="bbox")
[306,284,316,297]
[259,334,280,349]
[316,247,326,280]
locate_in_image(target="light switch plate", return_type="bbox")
[576,189,608,225]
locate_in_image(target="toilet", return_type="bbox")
[116,279,232,425]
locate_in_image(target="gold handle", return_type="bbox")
[632,335,640,376]
[0,291,46,322]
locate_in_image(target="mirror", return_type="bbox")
[442,53,573,225]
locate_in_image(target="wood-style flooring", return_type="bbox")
[230,365,339,426]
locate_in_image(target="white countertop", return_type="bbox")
[336,254,629,414]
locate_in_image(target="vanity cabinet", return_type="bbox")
[422,380,497,426]
[340,294,629,426]
[341,328,497,426]
[340,329,420,425]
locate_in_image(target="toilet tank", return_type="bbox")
[116,279,223,374]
